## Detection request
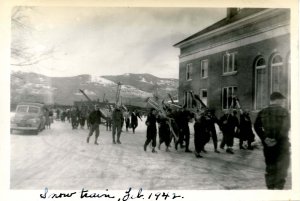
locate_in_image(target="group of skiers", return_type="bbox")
[83,104,143,145]
[143,105,255,156]
[78,101,254,157]
[144,92,290,190]
[48,91,290,190]
[43,107,68,129]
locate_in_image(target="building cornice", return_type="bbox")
[178,23,290,63]
[174,8,289,49]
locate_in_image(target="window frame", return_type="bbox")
[222,86,238,109]
[200,89,208,107]
[270,54,283,93]
[254,57,267,111]
[200,59,208,79]
[184,91,192,108]
[222,52,237,75]
[186,63,193,81]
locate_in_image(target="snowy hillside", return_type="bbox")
[10,71,178,106]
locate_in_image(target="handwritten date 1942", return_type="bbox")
[119,188,184,201]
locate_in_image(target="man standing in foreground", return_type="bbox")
[254,92,290,190]
[219,109,239,154]
[175,107,193,153]
[112,105,124,144]
[87,104,106,145]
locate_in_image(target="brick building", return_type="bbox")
[174,8,290,117]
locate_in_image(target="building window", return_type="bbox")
[222,86,237,109]
[271,54,283,93]
[200,89,207,107]
[184,91,192,108]
[255,57,268,110]
[186,63,192,81]
[223,52,237,74]
[200,60,208,78]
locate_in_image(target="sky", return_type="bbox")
[11,7,226,78]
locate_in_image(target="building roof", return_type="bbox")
[174,8,267,47]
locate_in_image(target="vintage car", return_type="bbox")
[11,102,46,134]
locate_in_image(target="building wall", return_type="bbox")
[178,34,290,117]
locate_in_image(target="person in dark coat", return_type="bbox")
[44,107,51,129]
[71,107,80,129]
[49,109,54,124]
[87,105,106,145]
[61,109,66,122]
[219,109,239,154]
[131,109,142,133]
[56,109,60,120]
[144,108,158,153]
[179,108,193,153]
[239,109,255,150]
[112,106,124,144]
[66,109,71,122]
[205,109,221,153]
[106,106,112,131]
[86,108,91,129]
[194,110,210,158]
[79,107,87,129]
[157,109,172,152]
[123,110,131,132]
[175,108,193,153]
[254,92,290,190]
[174,109,185,149]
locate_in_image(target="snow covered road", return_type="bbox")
[10,118,291,190]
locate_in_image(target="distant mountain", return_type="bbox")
[10,71,178,107]
[103,73,178,93]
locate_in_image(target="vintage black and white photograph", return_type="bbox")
[3,0,299,200]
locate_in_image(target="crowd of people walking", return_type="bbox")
[44,91,290,190]
[142,91,290,190]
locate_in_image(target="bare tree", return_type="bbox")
[11,6,54,66]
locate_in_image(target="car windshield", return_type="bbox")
[16,105,40,114]
[16,106,28,113]
[28,106,40,114]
